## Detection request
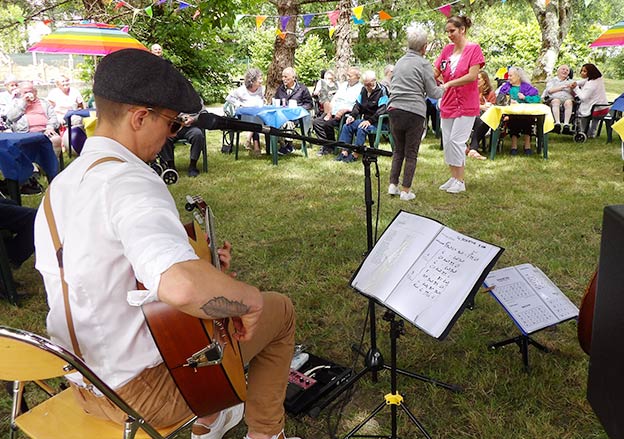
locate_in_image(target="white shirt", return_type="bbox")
[47,87,84,121]
[225,84,265,108]
[330,81,363,115]
[574,77,608,117]
[34,137,198,390]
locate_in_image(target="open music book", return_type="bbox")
[351,211,503,339]
[484,263,579,335]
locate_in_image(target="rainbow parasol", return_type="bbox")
[28,22,148,56]
[590,20,624,47]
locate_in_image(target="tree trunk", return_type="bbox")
[333,0,354,81]
[528,0,573,82]
[265,0,300,100]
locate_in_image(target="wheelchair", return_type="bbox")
[545,96,611,143]
[149,153,179,185]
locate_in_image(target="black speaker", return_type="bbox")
[587,205,624,438]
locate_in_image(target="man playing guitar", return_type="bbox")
[34,49,300,439]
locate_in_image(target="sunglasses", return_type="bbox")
[147,108,185,135]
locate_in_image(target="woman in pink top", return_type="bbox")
[434,16,484,194]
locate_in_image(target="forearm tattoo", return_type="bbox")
[200,296,250,318]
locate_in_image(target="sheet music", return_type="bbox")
[485,263,579,334]
[352,211,502,339]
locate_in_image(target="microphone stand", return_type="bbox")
[203,116,461,426]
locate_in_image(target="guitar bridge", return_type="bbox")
[184,320,227,368]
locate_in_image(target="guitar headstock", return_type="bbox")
[184,195,220,270]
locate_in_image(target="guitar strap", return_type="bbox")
[43,156,124,360]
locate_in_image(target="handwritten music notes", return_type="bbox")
[485,264,579,335]
[351,211,503,339]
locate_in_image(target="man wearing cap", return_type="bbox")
[33,49,300,439]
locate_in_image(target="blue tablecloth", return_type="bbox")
[63,108,94,126]
[0,132,59,184]
[236,106,309,129]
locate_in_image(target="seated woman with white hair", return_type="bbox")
[542,64,574,132]
[225,67,265,155]
[496,66,540,155]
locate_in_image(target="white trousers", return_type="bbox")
[441,116,475,167]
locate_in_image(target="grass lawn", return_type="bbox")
[2,114,622,438]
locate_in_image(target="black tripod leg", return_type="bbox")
[399,401,432,439]
[343,400,387,439]
[387,365,463,393]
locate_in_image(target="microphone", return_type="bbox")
[196,112,271,134]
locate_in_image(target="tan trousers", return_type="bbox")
[71,292,296,436]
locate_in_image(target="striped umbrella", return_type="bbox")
[590,20,624,47]
[28,22,148,56]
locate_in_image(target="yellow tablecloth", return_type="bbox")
[481,103,555,133]
[612,117,624,140]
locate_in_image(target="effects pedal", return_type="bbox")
[288,369,317,390]
[284,353,352,416]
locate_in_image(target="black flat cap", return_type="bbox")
[93,48,202,114]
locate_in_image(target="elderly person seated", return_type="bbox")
[5,81,62,155]
[273,67,313,155]
[336,70,389,163]
[0,76,20,127]
[47,75,85,123]
[496,67,540,155]
[225,67,265,155]
[571,63,608,138]
[312,70,338,117]
[542,64,574,132]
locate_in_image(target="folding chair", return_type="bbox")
[0,326,195,439]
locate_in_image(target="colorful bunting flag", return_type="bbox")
[328,9,340,27]
[178,1,190,10]
[157,0,167,5]
[352,5,364,20]
[121,25,129,32]
[276,29,286,40]
[114,1,125,10]
[378,10,392,20]
[256,15,267,30]
[280,15,290,31]
[438,4,452,17]
[17,15,25,24]
[584,0,593,5]
[193,9,200,19]
[303,14,314,27]
[352,16,364,25]
[329,27,336,38]
[43,19,53,25]
[145,5,153,17]
[235,14,244,25]
[545,0,550,5]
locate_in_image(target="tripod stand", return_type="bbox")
[344,311,431,439]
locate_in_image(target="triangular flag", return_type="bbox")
[378,10,392,20]
[145,5,153,16]
[438,4,452,17]
[192,8,200,19]
[133,9,140,20]
[43,19,53,25]
[352,5,364,20]
[303,14,314,27]
[327,9,340,26]
[178,1,190,10]
[114,1,125,10]
[545,0,550,5]
[256,15,267,29]
[329,27,336,38]
[280,15,290,31]
[17,15,25,24]
[352,16,364,25]
[157,0,167,4]
[584,0,592,5]
[235,14,244,25]
[276,29,286,40]
[121,25,129,32]
[470,0,475,4]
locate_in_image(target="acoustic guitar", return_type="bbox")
[577,270,598,355]
[142,195,247,416]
